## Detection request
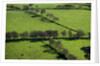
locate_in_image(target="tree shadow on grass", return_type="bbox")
[27,11,77,32]
[39,16,77,32]
[41,42,67,60]
[6,37,90,43]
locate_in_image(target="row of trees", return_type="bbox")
[7,5,21,10]
[49,39,77,60]
[6,30,58,40]
[25,4,60,21]
[6,30,90,40]
[56,4,74,9]
[56,4,91,10]
[7,4,59,22]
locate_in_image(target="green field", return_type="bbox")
[6,3,91,60]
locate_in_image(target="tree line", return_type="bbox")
[7,4,59,21]
[49,39,77,60]
[56,3,91,10]
[6,30,90,40]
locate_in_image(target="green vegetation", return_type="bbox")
[6,3,91,60]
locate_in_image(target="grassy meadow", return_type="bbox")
[6,3,91,60]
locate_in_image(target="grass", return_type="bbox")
[6,4,91,60]
[6,39,90,60]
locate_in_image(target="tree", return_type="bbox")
[20,32,28,38]
[55,40,63,49]
[11,31,19,39]
[68,30,73,39]
[35,5,39,13]
[61,30,66,37]
[88,32,90,39]
[38,31,48,38]
[76,30,85,38]
[49,39,55,45]
[30,31,38,38]
[53,17,59,21]
[42,32,48,38]
[68,54,77,60]
[9,5,14,9]
[46,30,53,38]
[23,5,29,10]
[62,48,69,55]
[52,30,58,38]
[41,8,46,14]
[29,4,33,7]
[49,13,54,20]
[6,32,12,40]
[73,34,77,39]
[35,8,39,13]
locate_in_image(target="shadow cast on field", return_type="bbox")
[27,11,77,32]
[41,42,67,60]
[40,16,77,32]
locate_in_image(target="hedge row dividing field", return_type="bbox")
[6,3,91,60]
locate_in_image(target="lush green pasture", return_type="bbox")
[6,39,90,60]
[6,4,91,60]
[46,10,91,33]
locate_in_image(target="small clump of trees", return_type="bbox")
[72,30,85,39]
[6,31,19,40]
[22,4,59,22]
[81,46,90,59]
[7,5,21,10]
